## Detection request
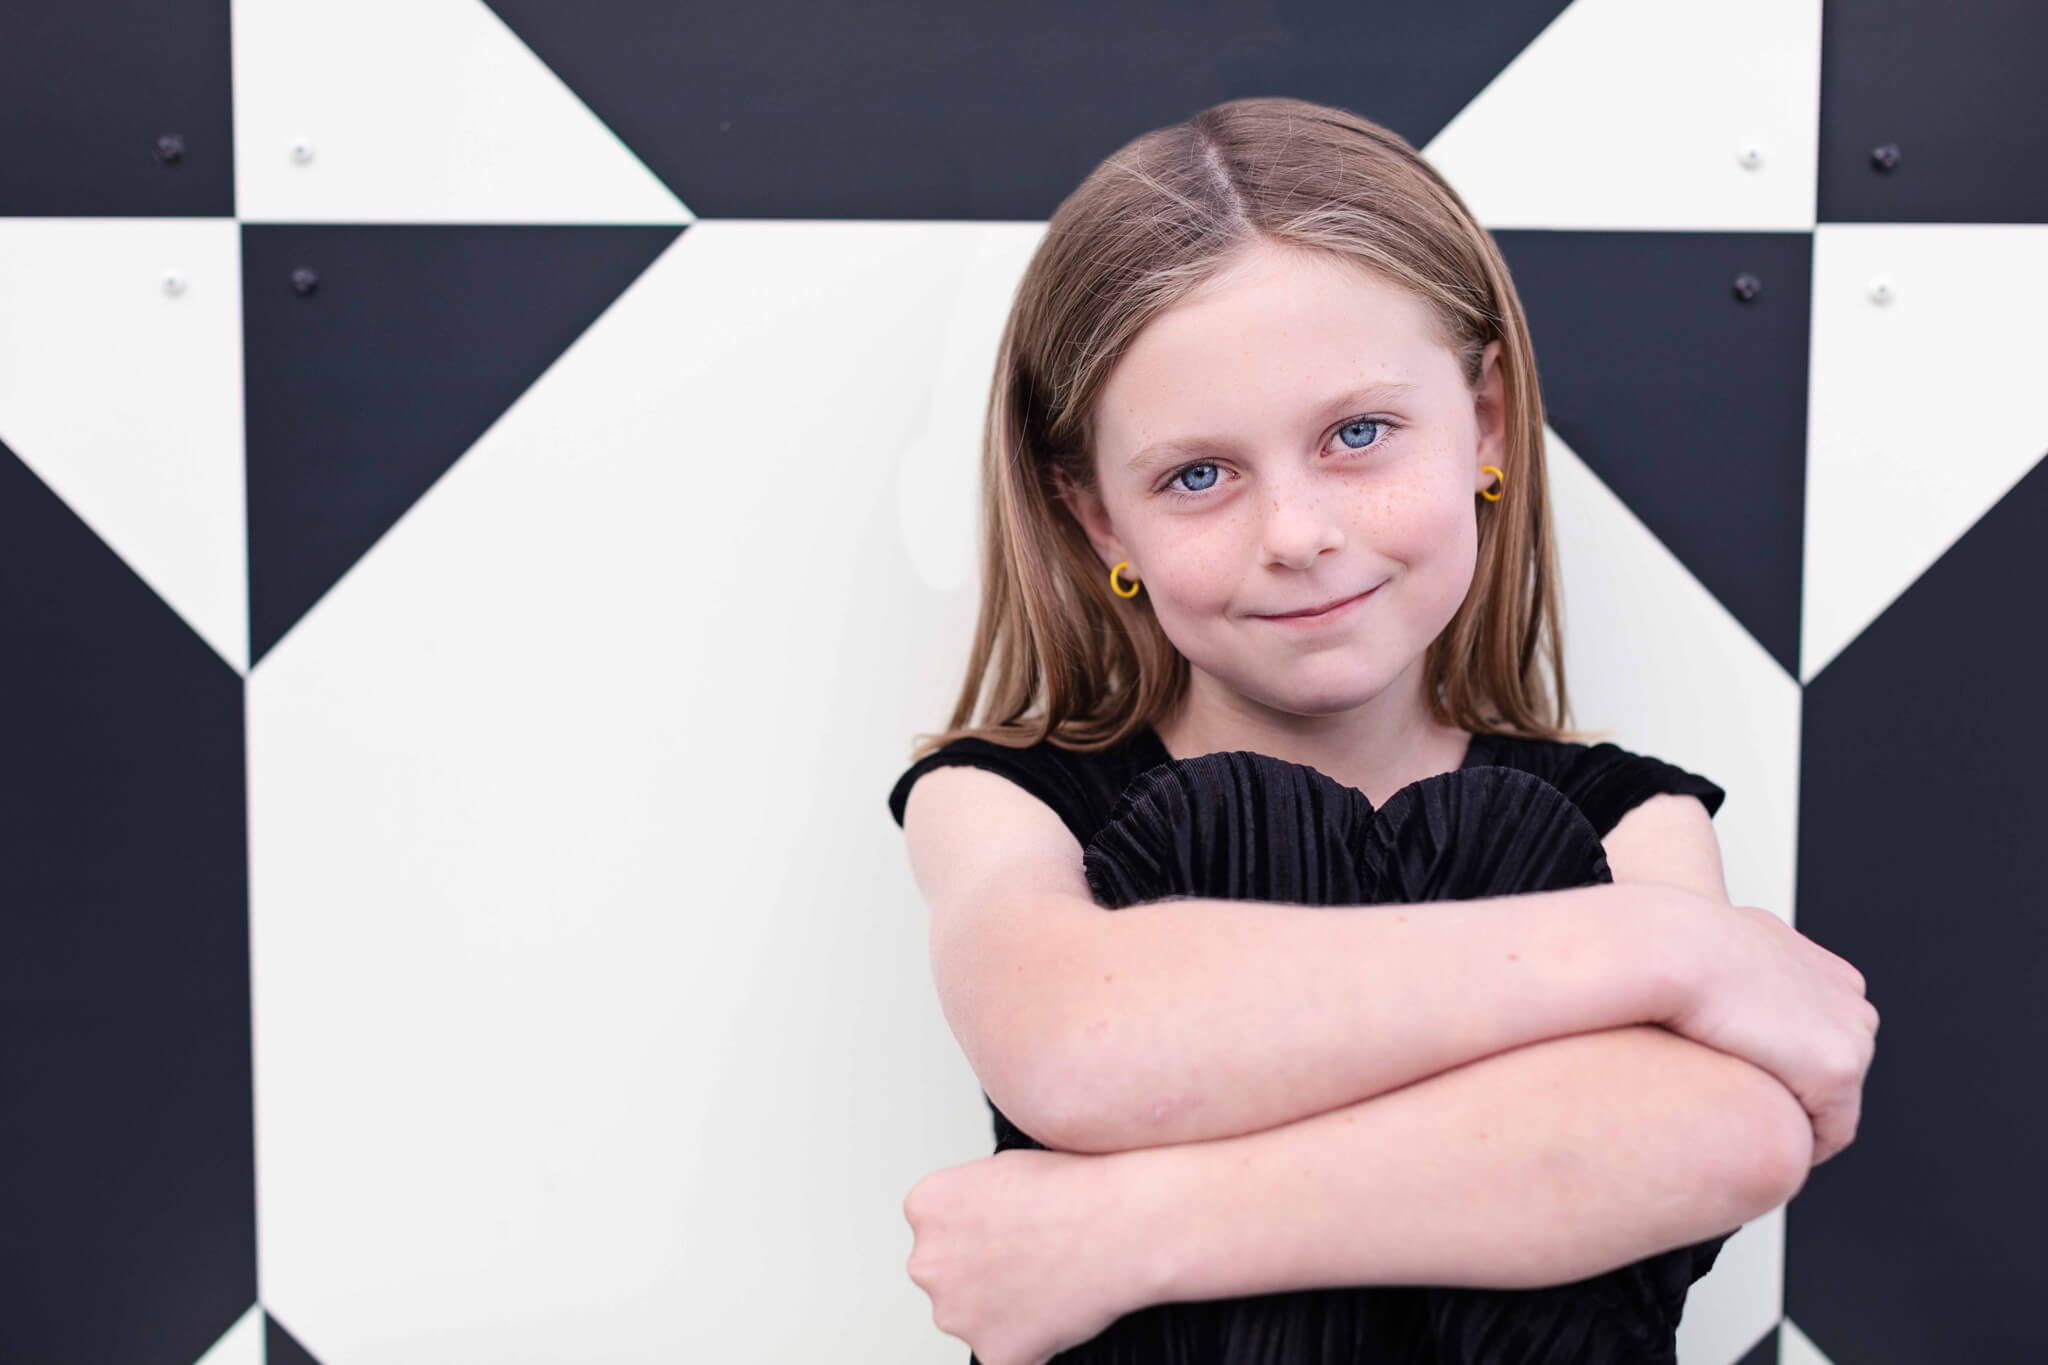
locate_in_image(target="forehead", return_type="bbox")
[1091,246,1448,455]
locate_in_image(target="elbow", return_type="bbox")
[1002,1026,1161,1155]
[976,1054,1077,1153]
[978,1016,1105,1154]
[1009,1033,1115,1154]
[1720,1064,1814,1217]
[987,986,1186,1155]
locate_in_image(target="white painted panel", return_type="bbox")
[1425,0,1823,231]
[231,0,691,224]
[1801,224,2048,682]
[0,218,248,673]
[249,221,1009,1363]
[190,1305,263,1365]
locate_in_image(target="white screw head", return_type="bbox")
[162,269,187,296]
[1868,277,1894,305]
[290,137,315,164]
[1738,145,1765,170]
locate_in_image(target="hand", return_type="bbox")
[1657,893,1880,1167]
[903,1147,1144,1365]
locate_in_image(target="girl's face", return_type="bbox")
[1066,240,1506,724]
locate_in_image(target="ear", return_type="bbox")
[1472,338,1507,493]
[1053,469,1137,580]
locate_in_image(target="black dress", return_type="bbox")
[887,725,1736,1365]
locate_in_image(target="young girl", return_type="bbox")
[887,97,1876,1365]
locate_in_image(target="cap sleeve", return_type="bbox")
[1567,743,1726,837]
[886,738,1097,848]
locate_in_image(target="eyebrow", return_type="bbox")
[1123,381,1422,473]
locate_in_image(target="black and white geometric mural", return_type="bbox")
[2,0,2041,1361]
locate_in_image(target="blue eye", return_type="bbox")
[1336,418,1384,449]
[1159,417,1398,502]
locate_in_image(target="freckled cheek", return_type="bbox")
[1353,475,1458,553]
[1148,541,1240,616]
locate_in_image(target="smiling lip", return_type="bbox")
[1259,585,1380,622]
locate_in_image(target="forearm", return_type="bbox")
[1087,1023,1804,1305]
[1036,882,1698,1154]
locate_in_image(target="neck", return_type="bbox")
[1152,665,1471,808]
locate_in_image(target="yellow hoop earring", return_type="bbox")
[1110,561,1141,598]
[1480,465,1505,502]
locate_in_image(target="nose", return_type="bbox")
[1259,470,1345,570]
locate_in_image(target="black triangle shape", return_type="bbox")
[0,442,255,1364]
[1734,1321,1780,1365]
[482,0,1574,219]
[265,1309,326,1365]
[1493,229,1813,677]
[241,222,685,666]
[1788,448,2048,1360]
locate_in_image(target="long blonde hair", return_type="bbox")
[911,96,1603,761]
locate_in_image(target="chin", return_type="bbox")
[1262,672,1388,715]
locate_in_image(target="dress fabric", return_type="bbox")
[887,727,1735,1365]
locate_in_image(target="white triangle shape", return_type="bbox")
[1780,1315,1840,1365]
[232,0,692,224]
[190,1304,264,1365]
[1801,224,2048,682]
[1422,0,1821,230]
[1547,427,1803,929]
[0,218,249,673]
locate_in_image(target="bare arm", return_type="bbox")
[1033,880,1695,1154]
[905,767,1704,1158]
[1083,1022,1811,1305]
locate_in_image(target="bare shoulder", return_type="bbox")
[1602,792,1731,905]
[899,766,1102,1138]
[899,764,1094,924]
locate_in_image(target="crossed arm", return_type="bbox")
[1050,793,1811,1305]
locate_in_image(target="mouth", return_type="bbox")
[1256,583,1381,622]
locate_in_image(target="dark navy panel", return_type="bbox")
[1735,1324,1779,1365]
[0,0,234,217]
[0,443,254,1365]
[1791,450,2048,1361]
[1818,0,2048,222]
[1494,230,1812,678]
[240,223,683,665]
[481,0,1575,219]
[266,1311,326,1365]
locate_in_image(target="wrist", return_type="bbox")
[1073,1142,1194,1311]
[1623,880,1716,1025]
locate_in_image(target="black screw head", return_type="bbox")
[291,267,319,296]
[1871,143,1901,172]
[156,134,185,164]
[1732,272,1763,302]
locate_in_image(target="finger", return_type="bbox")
[1808,1096,1853,1170]
[1824,1086,1864,1161]
[1836,1089,1863,1149]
